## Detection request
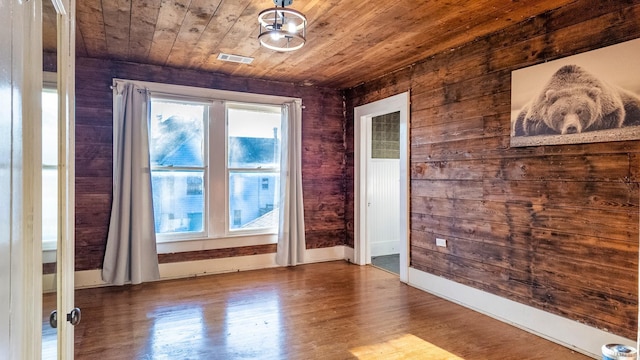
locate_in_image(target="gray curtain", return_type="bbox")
[102,82,160,285]
[276,100,306,266]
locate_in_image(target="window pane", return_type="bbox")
[150,100,205,167]
[42,89,58,247]
[229,172,279,230]
[42,168,58,244]
[152,171,204,234]
[371,111,400,159]
[42,90,58,166]
[228,106,281,168]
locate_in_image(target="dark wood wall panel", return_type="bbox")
[158,244,277,264]
[345,0,640,339]
[72,56,346,271]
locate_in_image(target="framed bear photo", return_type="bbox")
[510,37,640,147]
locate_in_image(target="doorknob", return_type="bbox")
[49,310,57,329]
[67,307,82,326]
[49,308,82,328]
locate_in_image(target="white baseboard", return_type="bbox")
[304,245,347,264]
[43,245,350,292]
[408,267,633,358]
[344,246,355,264]
[42,273,56,294]
[159,253,279,281]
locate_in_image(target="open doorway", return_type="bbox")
[354,92,409,282]
[369,111,401,274]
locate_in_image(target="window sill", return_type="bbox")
[156,233,277,254]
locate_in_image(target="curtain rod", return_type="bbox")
[110,81,303,108]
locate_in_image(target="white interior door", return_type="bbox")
[1,0,43,358]
[354,92,410,283]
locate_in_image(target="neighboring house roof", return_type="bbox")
[228,137,279,167]
[151,115,203,166]
[151,114,278,167]
[241,209,278,229]
[156,134,202,166]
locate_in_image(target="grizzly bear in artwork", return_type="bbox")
[513,65,640,136]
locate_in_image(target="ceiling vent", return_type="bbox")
[217,53,254,64]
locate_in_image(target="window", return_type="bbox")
[227,103,281,231]
[148,93,283,243]
[187,176,203,195]
[233,210,242,226]
[42,83,58,251]
[149,100,206,235]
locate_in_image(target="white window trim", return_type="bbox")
[113,78,300,253]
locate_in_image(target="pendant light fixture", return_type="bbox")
[258,0,307,52]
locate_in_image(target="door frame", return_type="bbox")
[354,91,410,283]
[54,0,77,358]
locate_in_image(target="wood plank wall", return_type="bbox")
[344,0,640,339]
[45,55,346,272]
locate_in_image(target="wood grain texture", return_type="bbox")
[147,0,190,65]
[186,0,254,70]
[163,0,222,67]
[102,0,132,59]
[75,0,108,58]
[128,0,162,62]
[44,0,585,88]
[345,1,640,340]
[42,262,589,359]
[42,0,57,55]
[41,0,640,344]
[72,56,346,271]
[157,244,276,263]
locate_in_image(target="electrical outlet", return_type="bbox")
[436,238,447,247]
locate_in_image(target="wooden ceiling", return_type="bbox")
[43,0,576,89]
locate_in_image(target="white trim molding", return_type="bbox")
[408,267,633,358]
[344,246,355,264]
[304,246,348,264]
[354,91,410,283]
[45,246,350,291]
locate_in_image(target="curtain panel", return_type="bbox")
[102,82,160,285]
[276,100,306,266]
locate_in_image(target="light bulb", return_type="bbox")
[286,22,297,34]
[270,31,284,41]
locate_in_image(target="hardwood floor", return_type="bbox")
[43,261,590,359]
